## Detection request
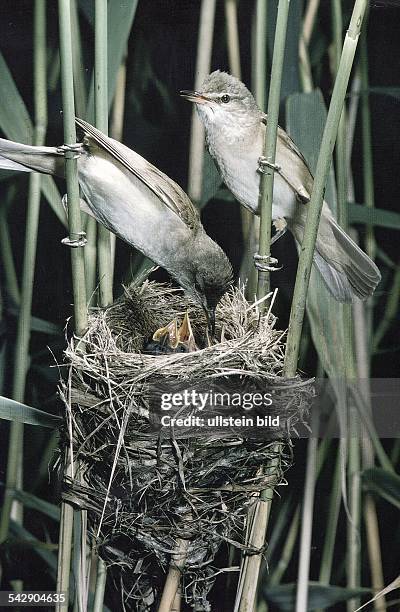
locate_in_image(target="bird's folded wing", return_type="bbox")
[75,117,199,230]
[261,116,313,204]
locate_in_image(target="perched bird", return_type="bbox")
[0,118,233,332]
[181,70,381,302]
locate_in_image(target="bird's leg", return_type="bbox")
[177,312,198,352]
[253,253,282,272]
[257,156,282,175]
[153,319,180,349]
[60,194,87,247]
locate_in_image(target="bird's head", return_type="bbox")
[180,70,261,132]
[182,234,233,336]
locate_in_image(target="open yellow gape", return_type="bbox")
[152,312,198,352]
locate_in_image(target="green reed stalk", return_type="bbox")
[254,0,267,112]
[256,0,290,302]
[91,1,113,605]
[56,1,88,606]
[241,0,266,300]
[187,0,216,203]
[70,0,97,303]
[225,0,241,78]
[236,6,290,610]
[0,0,47,546]
[295,430,318,611]
[225,0,253,247]
[332,0,348,231]
[95,0,113,307]
[283,0,369,377]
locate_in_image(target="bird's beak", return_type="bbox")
[205,306,216,337]
[180,90,209,105]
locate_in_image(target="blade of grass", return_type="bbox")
[0,0,48,548]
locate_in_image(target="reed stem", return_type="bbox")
[237,5,290,609]
[254,0,267,111]
[95,0,113,307]
[256,0,290,303]
[187,0,216,203]
[0,0,47,546]
[283,0,369,377]
[56,0,88,605]
[225,0,252,244]
[295,421,318,612]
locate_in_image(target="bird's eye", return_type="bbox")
[221,94,231,103]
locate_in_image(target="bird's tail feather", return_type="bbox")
[0,138,63,176]
[290,203,381,302]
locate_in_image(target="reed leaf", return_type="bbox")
[0,395,61,428]
[285,89,346,378]
[348,203,400,229]
[13,490,61,522]
[263,583,371,611]
[10,520,58,575]
[0,52,66,226]
[85,0,139,121]
[362,467,400,509]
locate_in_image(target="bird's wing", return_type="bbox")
[75,117,199,230]
[261,115,313,204]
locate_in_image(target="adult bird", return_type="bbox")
[181,70,381,302]
[0,118,233,333]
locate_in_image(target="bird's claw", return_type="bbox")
[61,232,87,248]
[57,143,85,159]
[257,156,281,174]
[253,253,282,272]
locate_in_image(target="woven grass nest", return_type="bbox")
[60,280,313,610]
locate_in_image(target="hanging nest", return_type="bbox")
[59,280,313,611]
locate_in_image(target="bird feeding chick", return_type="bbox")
[0,118,233,337]
[181,71,381,303]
